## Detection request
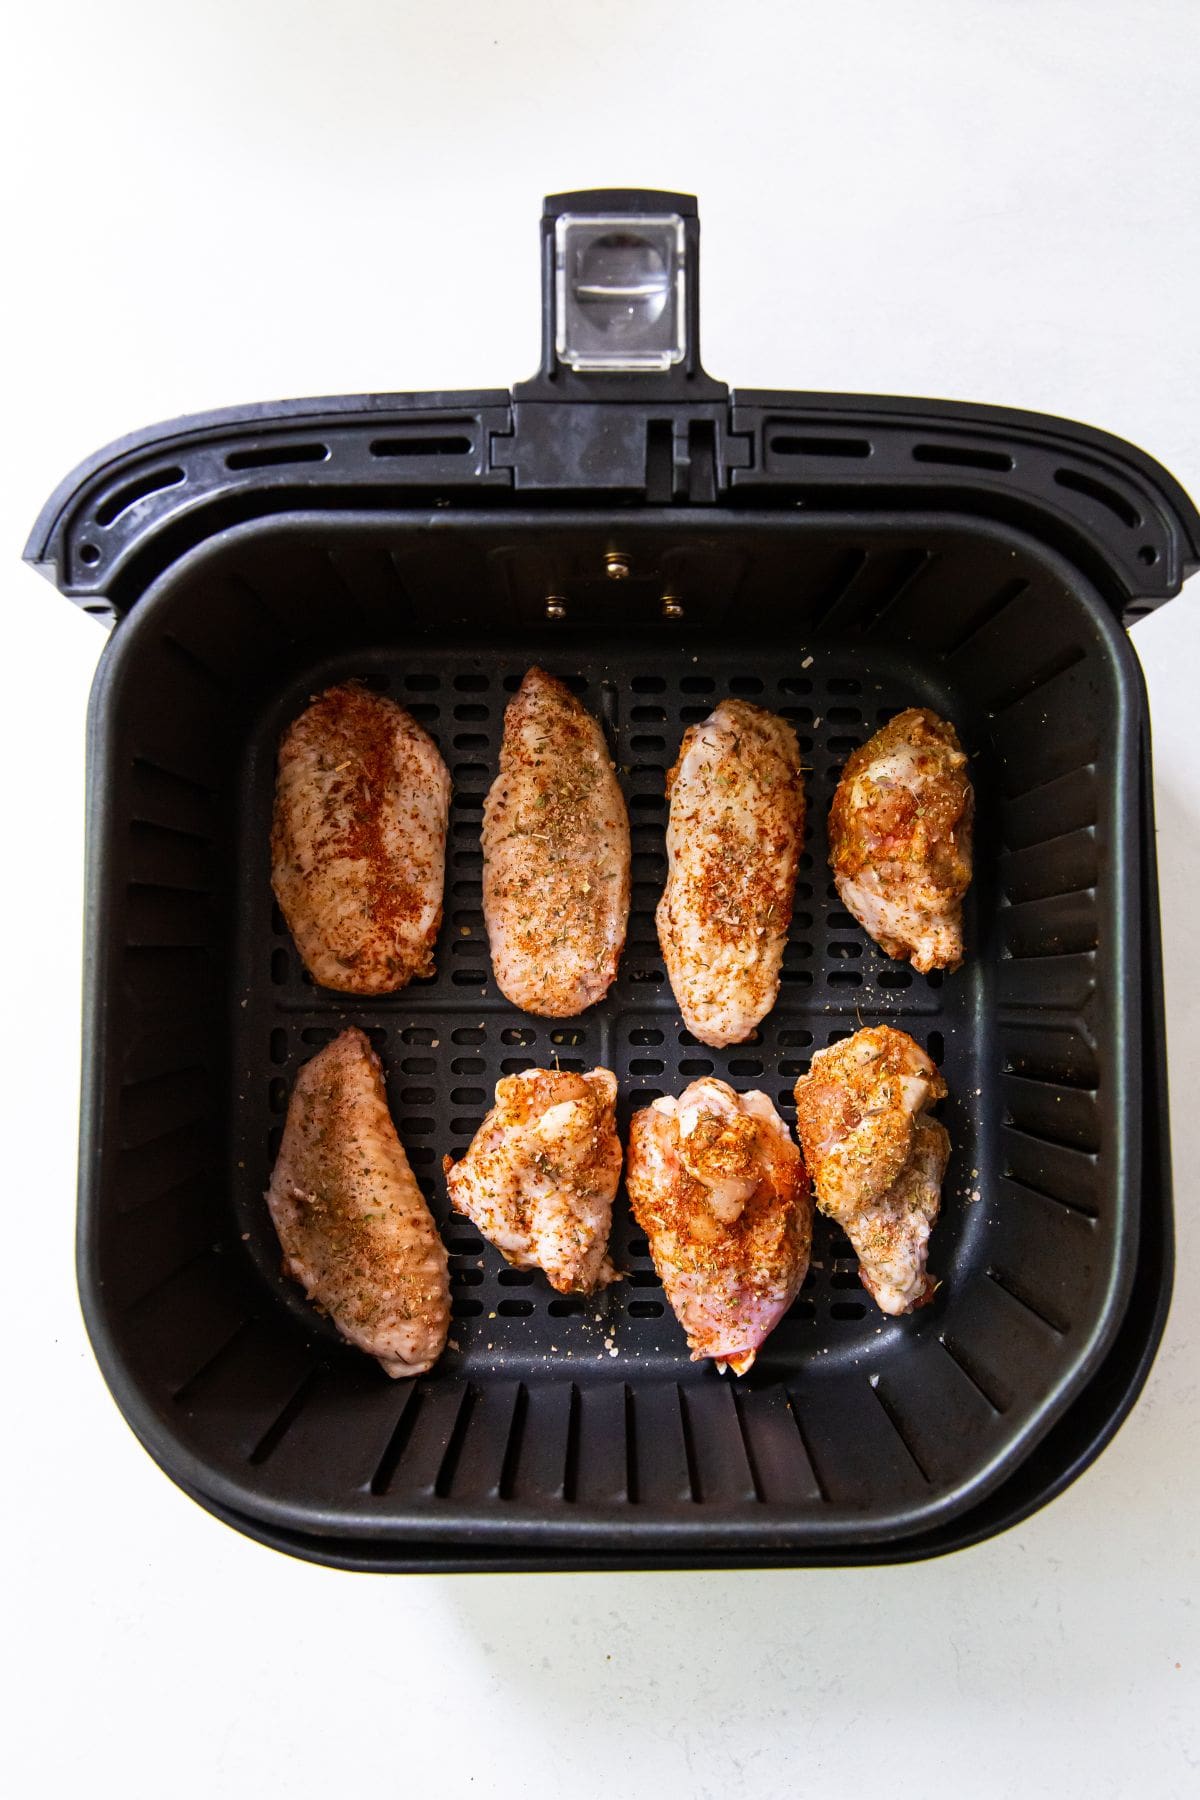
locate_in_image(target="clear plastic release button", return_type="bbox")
[554,213,686,373]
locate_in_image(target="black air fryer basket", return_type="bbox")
[29,191,1196,1570]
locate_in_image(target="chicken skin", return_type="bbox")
[828,706,972,974]
[482,669,630,1016]
[793,1025,950,1315]
[443,1067,622,1293]
[626,1078,812,1373]
[271,682,451,994]
[266,1028,450,1376]
[657,700,805,1047]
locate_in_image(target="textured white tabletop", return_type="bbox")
[3,2,1198,1794]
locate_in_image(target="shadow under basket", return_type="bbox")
[30,188,1196,1568]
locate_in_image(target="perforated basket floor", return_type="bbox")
[82,510,1144,1553]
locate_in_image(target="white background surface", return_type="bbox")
[3,3,1198,1794]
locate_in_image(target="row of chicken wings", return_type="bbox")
[267,1022,949,1380]
[271,668,975,1038]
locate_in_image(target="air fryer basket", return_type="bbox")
[29,191,1197,1568]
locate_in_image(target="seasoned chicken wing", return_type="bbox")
[626,1078,812,1374]
[271,682,451,994]
[793,1025,950,1315]
[657,700,805,1048]
[443,1067,622,1293]
[266,1028,450,1376]
[482,669,630,1016]
[829,707,972,974]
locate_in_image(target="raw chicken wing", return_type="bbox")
[482,669,630,1016]
[266,1028,450,1376]
[626,1078,812,1373]
[793,1025,950,1315]
[272,682,451,993]
[657,700,805,1047]
[444,1067,622,1293]
[828,707,972,974]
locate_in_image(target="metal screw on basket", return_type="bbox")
[661,594,684,620]
[544,596,568,621]
[605,552,631,580]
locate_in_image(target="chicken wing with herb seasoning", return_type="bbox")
[271,681,451,994]
[828,707,973,973]
[657,699,806,1047]
[793,1024,950,1315]
[443,1067,622,1293]
[481,668,630,1016]
[626,1077,812,1374]
[266,1028,450,1377]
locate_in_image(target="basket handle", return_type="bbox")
[515,189,726,402]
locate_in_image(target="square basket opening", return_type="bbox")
[82,509,1142,1549]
